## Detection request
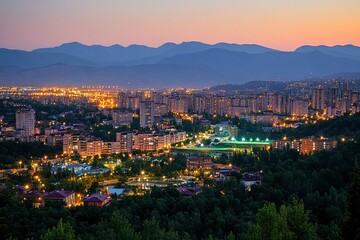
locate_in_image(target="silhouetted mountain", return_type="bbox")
[1,42,360,88]
[34,42,162,65]
[33,41,276,65]
[296,44,360,61]
[158,48,360,81]
[208,81,287,92]
[0,48,93,68]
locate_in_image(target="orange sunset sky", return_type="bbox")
[1,0,359,51]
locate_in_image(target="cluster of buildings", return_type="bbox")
[62,131,186,156]
[114,83,360,127]
[272,137,338,154]
[311,85,360,117]
[0,108,37,141]
[19,187,133,208]
[185,156,262,189]
[186,156,241,179]
[0,103,187,156]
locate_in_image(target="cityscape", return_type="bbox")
[1,1,360,240]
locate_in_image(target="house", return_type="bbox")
[177,183,202,196]
[23,190,48,208]
[212,164,241,181]
[43,190,75,207]
[241,172,263,191]
[83,193,111,207]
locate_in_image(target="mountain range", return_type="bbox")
[0,42,360,88]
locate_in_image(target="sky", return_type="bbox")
[0,0,359,51]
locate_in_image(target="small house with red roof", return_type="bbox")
[83,193,111,207]
[43,190,75,207]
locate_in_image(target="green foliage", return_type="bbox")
[2,131,360,239]
[96,211,138,240]
[141,218,179,240]
[343,161,360,240]
[279,112,360,139]
[0,141,61,169]
[245,200,318,240]
[41,219,76,240]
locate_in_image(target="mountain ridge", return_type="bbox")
[1,42,360,88]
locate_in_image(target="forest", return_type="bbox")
[1,135,360,239]
[1,113,360,239]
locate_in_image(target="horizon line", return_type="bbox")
[1,41,359,52]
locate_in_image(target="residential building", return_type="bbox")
[116,131,133,153]
[15,108,35,137]
[83,193,111,207]
[140,101,155,128]
[43,190,75,207]
[186,156,213,174]
[311,87,325,110]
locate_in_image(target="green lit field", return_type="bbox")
[173,139,272,153]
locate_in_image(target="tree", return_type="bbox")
[283,199,318,240]
[343,161,360,240]
[225,232,236,240]
[141,218,163,240]
[41,219,76,240]
[96,211,138,240]
[141,218,179,240]
[245,200,318,240]
[89,181,99,193]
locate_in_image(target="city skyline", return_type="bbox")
[1,1,360,239]
[1,0,360,51]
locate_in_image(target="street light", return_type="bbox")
[18,161,22,169]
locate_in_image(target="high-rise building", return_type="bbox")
[15,108,36,137]
[335,99,350,116]
[117,92,127,108]
[311,87,325,110]
[273,93,290,114]
[325,87,340,105]
[126,97,140,110]
[155,103,168,116]
[290,98,308,116]
[140,101,155,128]
[116,132,133,153]
[168,97,189,113]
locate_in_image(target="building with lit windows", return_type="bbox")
[15,108,36,137]
[140,101,155,128]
